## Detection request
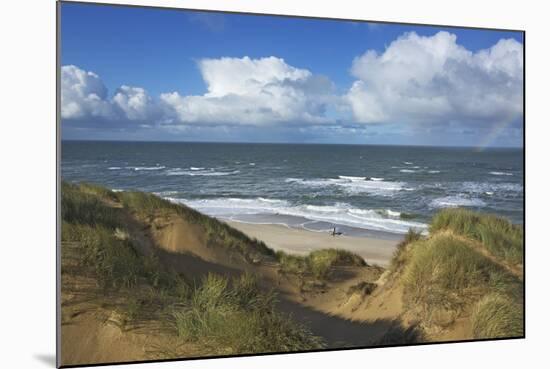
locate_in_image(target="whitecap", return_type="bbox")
[338,175,366,181]
[400,169,416,173]
[385,209,401,217]
[167,169,240,176]
[490,171,513,176]
[286,177,406,196]
[154,190,179,196]
[168,197,426,234]
[460,182,522,194]
[133,166,166,171]
[430,196,486,208]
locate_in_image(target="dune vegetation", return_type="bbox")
[61,182,524,365]
[276,248,367,280]
[172,273,324,353]
[117,189,277,263]
[430,208,523,266]
[61,182,324,361]
[388,208,524,338]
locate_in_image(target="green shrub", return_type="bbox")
[471,293,523,339]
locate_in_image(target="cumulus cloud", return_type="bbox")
[160,56,335,125]
[62,58,335,127]
[61,65,156,124]
[62,32,523,144]
[61,65,113,120]
[112,85,158,121]
[346,31,523,125]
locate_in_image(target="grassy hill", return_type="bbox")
[386,209,523,339]
[61,182,324,365]
[60,182,524,365]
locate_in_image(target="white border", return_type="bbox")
[2,0,547,368]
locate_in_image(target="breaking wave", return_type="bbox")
[167,197,427,234]
[285,176,406,196]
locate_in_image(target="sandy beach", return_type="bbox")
[227,221,401,267]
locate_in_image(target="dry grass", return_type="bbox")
[430,208,523,266]
[471,293,523,339]
[403,233,523,328]
[276,248,366,280]
[390,228,423,272]
[117,190,276,262]
[393,210,523,337]
[172,273,324,353]
[61,181,325,354]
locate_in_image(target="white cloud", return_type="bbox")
[61,65,113,120]
[62,34,523,140]
[112,85,157,121]
[62,58,336,127]
[346,31,523,125]
[160,56,335,125]
[61,65,156,124]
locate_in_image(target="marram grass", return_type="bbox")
[430,208,523,265]
[471,293,523,339]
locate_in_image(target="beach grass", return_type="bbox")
[172,273,324,353]
[62,181,524,346]
[61,182,122,230]
[395,210,523,335]
[402,233,515,320]
[276,248,366,280]
[390,228,423,272]
[430,208,523,266]
[78,181,120,202]
[61,181,325,353]
[117,190,276,262]
[471,293,523,339]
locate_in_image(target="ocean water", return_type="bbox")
[61,141,524,239]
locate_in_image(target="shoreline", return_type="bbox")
[226,220,402,267]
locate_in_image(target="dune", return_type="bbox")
[60,182,524,366]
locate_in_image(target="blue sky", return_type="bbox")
[60,2,524,147]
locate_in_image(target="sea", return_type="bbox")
[61,141,524,240]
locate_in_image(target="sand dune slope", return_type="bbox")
[61,184,523,365]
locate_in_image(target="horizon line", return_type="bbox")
[60,138,523,150]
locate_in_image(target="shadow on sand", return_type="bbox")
[275,297,421,348]
[126,212,423,349]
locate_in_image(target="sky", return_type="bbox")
[60,2,524,147]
